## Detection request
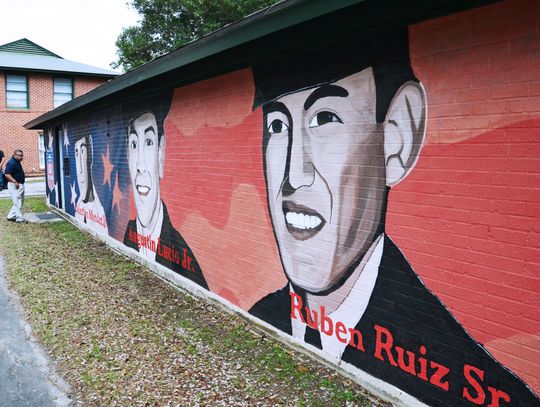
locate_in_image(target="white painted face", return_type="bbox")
[74,137,89,199]
[264,68,387,293]
[127,113,164,228]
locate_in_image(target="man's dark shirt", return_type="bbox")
[0,151,4,166]
[4,157,25,184]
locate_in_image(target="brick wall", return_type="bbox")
[42,0,539,405]
[0,72,109,175]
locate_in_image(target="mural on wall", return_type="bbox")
[45,1,540,405]
[247,28,537,406]
[121,93,208,289]
[45,129,55,201]
[73,135,108,233]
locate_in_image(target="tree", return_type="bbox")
[113,0,278,71]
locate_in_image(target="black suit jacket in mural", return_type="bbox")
[250,235,538,406]
[123,202,208,290]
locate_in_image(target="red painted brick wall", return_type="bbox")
[0,72,110,175]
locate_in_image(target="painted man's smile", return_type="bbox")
[282,201,325,240]
[136,184,151,196]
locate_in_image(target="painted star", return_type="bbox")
[63,123,69,150]
[70,182,78,207]
[101,143,113,186]
[54,182,59,207]
[47,128,54,150]
[112,171,123,211]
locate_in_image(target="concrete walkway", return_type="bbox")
[0,256,71,406]
[0,178,46,199]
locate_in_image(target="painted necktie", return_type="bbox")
[304,325,322,349]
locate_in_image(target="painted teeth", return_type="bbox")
[285,212,321,229]
[137,186,150,194]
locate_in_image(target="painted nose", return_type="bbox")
[136,144,145,174]
[78,152,84,173]
[288,127,315,190]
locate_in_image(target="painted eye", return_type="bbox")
[267,119,289,134]
[130,140,137,149]
[145,138,154,146]
[75,149,79,157]
[309,111,343,128]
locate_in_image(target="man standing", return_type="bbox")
[5,149,26,223]
[0,149,5,190]
[249,29,538,406]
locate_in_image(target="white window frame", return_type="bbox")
[6,73,29,109]
[53,77,73,108]
[38,132,45,169]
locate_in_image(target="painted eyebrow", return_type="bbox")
[144,126,156,135]
[264,101,289,116]
[304,84,349,111]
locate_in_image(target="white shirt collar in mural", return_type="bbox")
[290,234,384,360]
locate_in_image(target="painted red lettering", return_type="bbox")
[182,248,188,269]
[320,306,333,336]
[305,307,319,330]
[463,364,486,405]
[373,325,397,366]
[395,345,416,375]
[487,386,511,407]
[347,328,365,351]
[417,345,428,381]
[289,292,305,323]
[429,361,450,391]
[335,322,347,344]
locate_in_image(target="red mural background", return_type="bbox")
[162,0,539,393]
[389,0,540,391]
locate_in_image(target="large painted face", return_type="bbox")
[264,68,387,293]
[74,137,89,199]
[127,113,164,228]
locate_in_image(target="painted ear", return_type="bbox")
[383,81,427,187]
[158,134,165,179]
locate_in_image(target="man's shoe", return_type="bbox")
[15,218,27,223]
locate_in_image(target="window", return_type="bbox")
[6,74,29,109]
[53,77,73,108]
[38,132,45,169]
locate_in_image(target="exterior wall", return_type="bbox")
[0,72,109,175]
[45,1,539,405]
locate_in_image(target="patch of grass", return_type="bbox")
[25,197,49,212]
[0,196,48,213]
[0,197,384,406]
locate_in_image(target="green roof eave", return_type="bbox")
[25,0,500,130]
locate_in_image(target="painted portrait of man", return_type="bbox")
[122,92,208,290]
[249,29,538,406]
[73,135,108,233]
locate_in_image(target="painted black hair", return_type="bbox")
[121,89,173,142]
[253,27,417,123]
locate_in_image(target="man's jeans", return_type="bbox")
[7,183,25,222]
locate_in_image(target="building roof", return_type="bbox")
[0,38,117,78]
[0,38,62,57]
[25,0,498,130]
